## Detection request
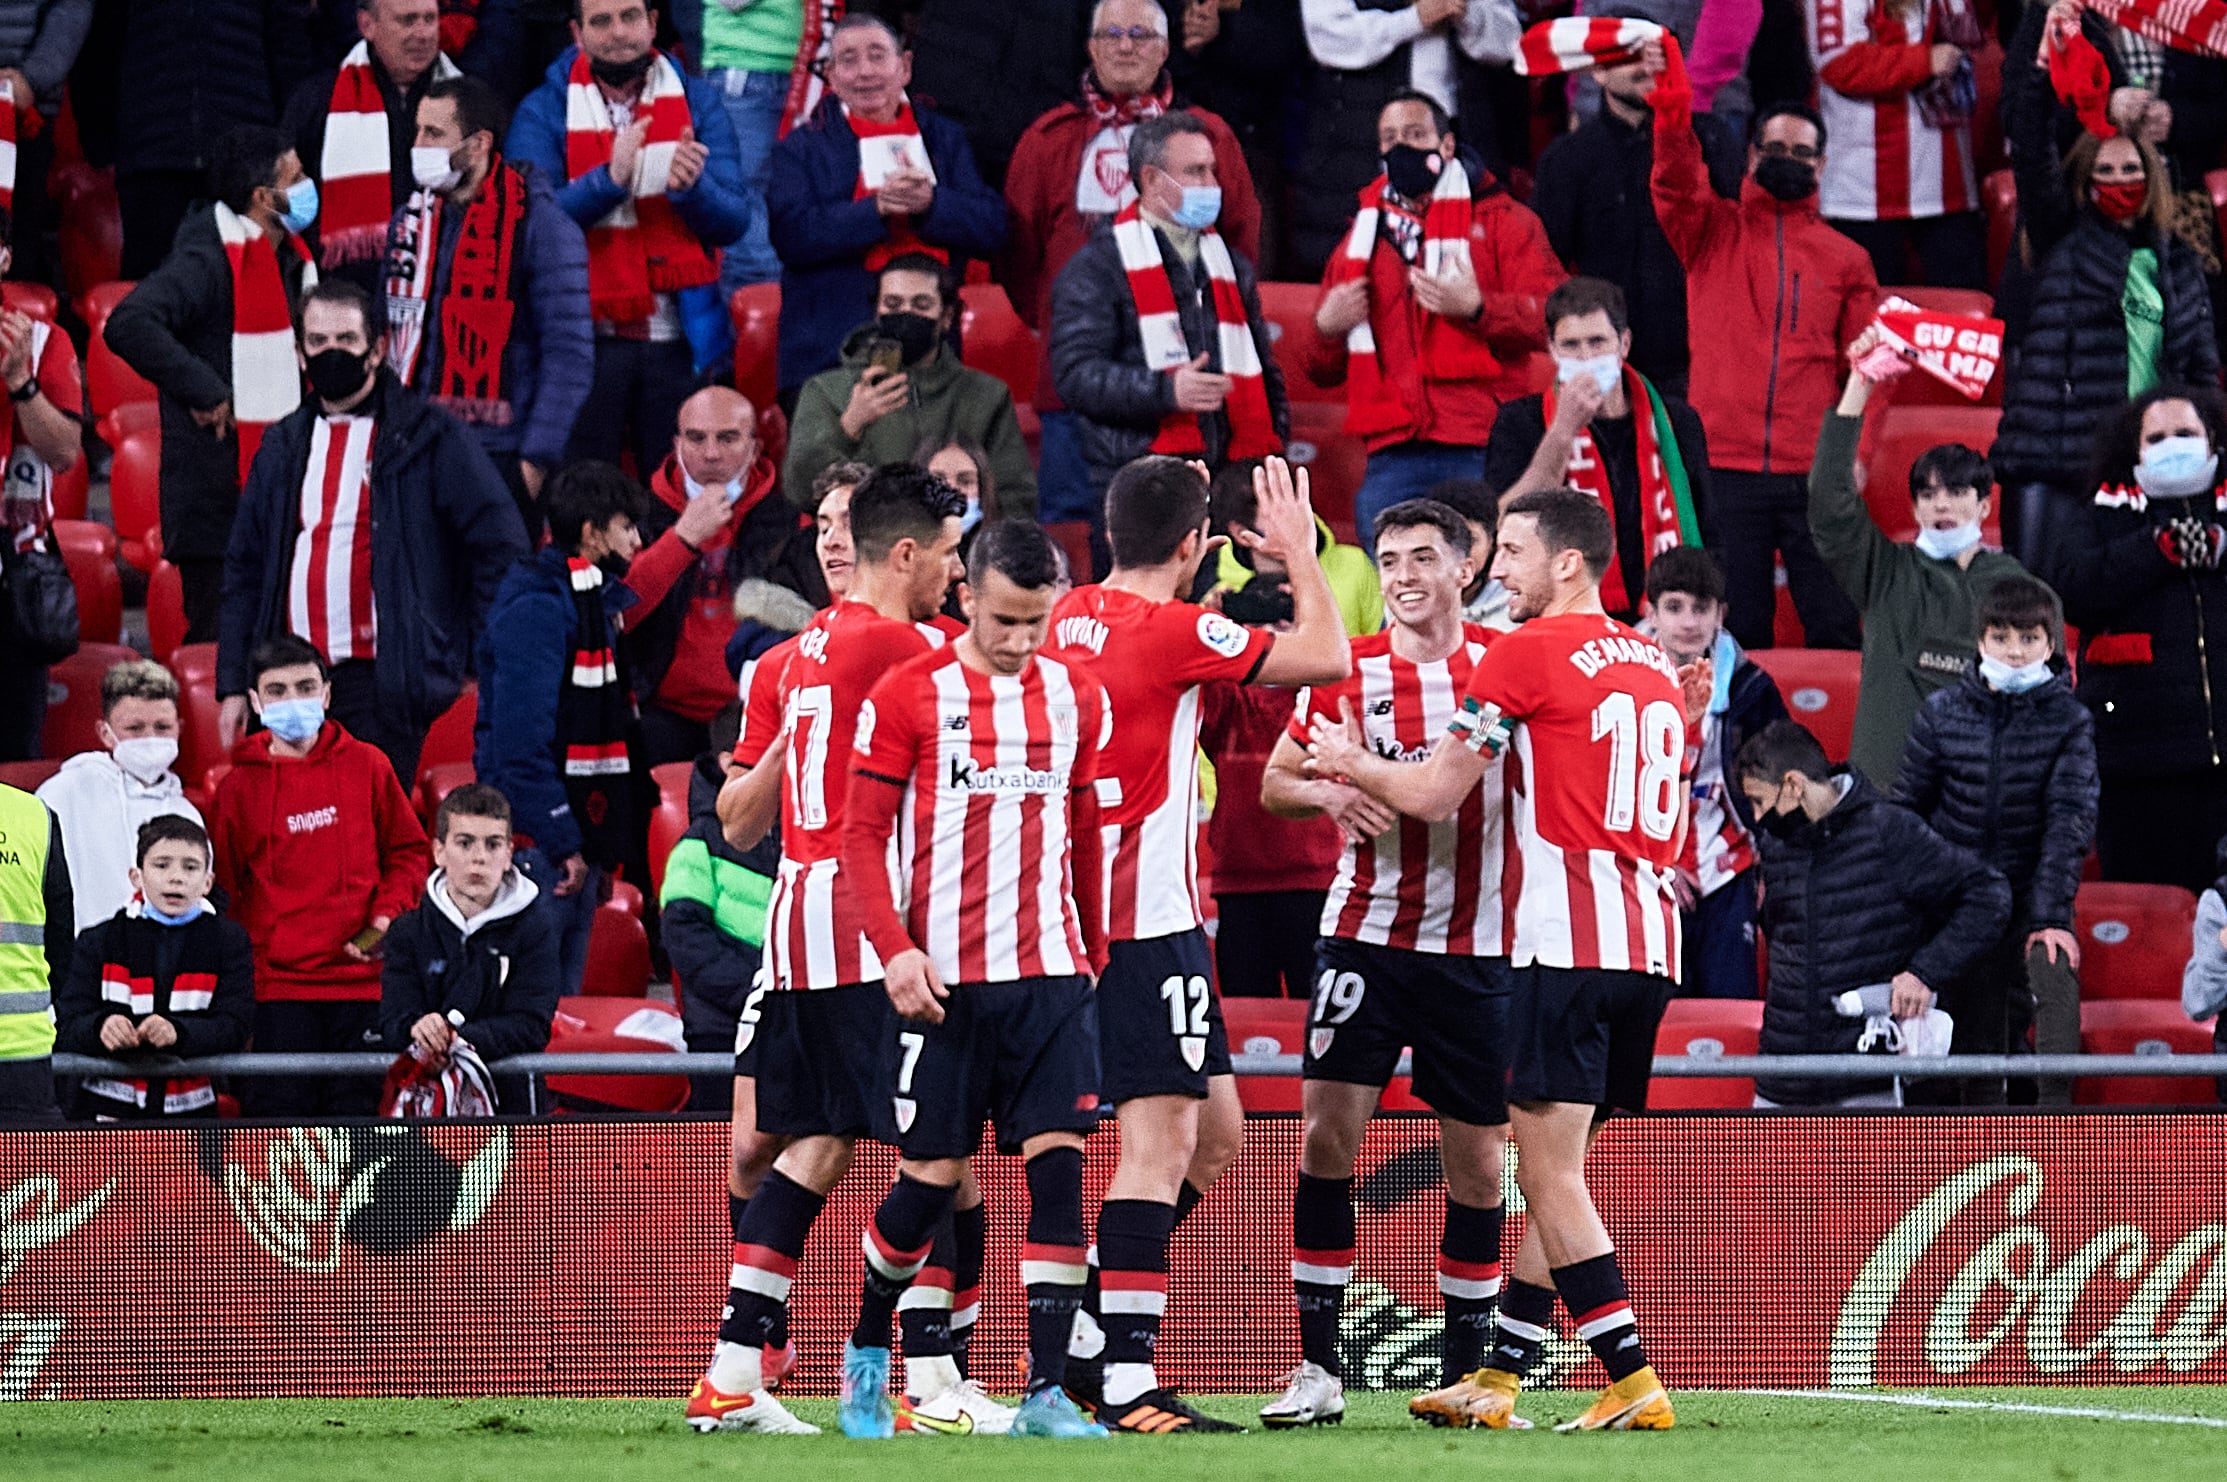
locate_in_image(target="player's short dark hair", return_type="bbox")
[1976,574,2058,637]
[1373,498,1472,558]
[1753,100,1827,152]
[878,251,957,311]
[1735,719,1832,786]
[1425,479,1499,532]
[1106,455,1210,569]
[1908,443,1992,500]
[210,125,295,214]
[1206,459,1264,541]
[1644,545,1726,607]
[1502,487,1613,579]
[1379,87,1451,138]
[1545,276,1629,337]
[811,459,872,509]
[434,783,513,841]
[830,10,904,48]
[136,814,211,867]
[1128,110,1210,188]
[546,462,644,555]
[967,519,1062,592]
[850,462,965,563]
[250,633,329,686]
[425,74,511,147]
[298,278,384,343]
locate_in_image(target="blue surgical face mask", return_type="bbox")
[1979,655,2053,693]
[685,470,745,505]
[958,496,983,536]
[1914,521,1983,561]
[1555,353,1621,398]
[278,177,320,234]
[260,696,326,745]
[1169,184,1222,230]
[142,898,208,926]
[2136,434,2220,499]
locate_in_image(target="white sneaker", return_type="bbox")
[1259,1362,1346,1429]
[685,1377,821,1434]
[897,1379,1016,1436]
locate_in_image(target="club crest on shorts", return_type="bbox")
[1180,1035,1206,1072]
[1310,1027,1335,1060]
[893,1096,917,1132]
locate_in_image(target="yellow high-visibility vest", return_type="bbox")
[0,785,56,1061]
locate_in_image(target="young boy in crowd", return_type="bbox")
[53,817,253,1120]
[1736,721,2011,1109]
[1425,480,1511,630]
[1891,575,2098,1105]
[1643,548,1786,997]
[213,635,430,1117]
[38,660,203,932]
[379,784,560,1114]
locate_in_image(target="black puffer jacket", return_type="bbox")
[1990,213,2218,486]
[1048,218,1287,496]
[1756,772,2011,1105]
[1891,668,2099,929]
[2039,484,2227,777]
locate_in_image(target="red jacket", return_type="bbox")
[1197,681,1341,897]
[212,723,430,1001]
[1651,110,1878,474]
[626,453,784,723]
[1301,183,1563,454]
[1000,94,1259,408]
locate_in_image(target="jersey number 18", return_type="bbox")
[1590,693,1682,842]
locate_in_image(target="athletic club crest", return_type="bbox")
[893,1097,917,1132]
[1180,1036,1206,1072]
[1310,1028,1336,1059]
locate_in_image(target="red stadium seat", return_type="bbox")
[146,561,186,668]
[99,398,159,445]
[647,760,693,898]
[413,760,474,828]
[51,519,122,643]
[1747,648,1861,763]
[1982,168,2016,290]
[606,878,645,916]
[1256,279,1341,405]
[1770,563,1803,649]
[1879,286,2003,408]
[958,281,1041,406]
[1863,404,2003,543]
[0,759,62,792]
[54,167,121,300]
[40,641,139,759]
[417,684,477,785]
[580,905,652,997]
[1651,997,1763,1108]
[1,281,57,321]
[108,423,163,571]
[2075,881,2199,1001]
[169,643,228,790]
[50,451,89,521]
[1285,402,1367,543]
[729,282,780,412]
[2209,169,2227,267]
[2075,999,2218,1107]
[1045,520,1094,584]
[756,401,789,477]
[83,282,158,427]
[544,996,690,1112]
[1223,997,1305,1111]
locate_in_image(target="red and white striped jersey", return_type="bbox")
[289,414,377,663]
[1683,711,1756,895]
[852,646,1107,983]
[734,633,801,766]
[1046,585,1274,942]
[1458,613,1684,981]
[1809,0,1977,222]
[1289,625,1515,955]
[750,600,934,991]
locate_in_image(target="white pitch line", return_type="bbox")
[1742,1389,2227,1429]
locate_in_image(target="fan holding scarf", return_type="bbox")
[1485,276,1709,623]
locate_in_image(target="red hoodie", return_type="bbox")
[212,723,430,1001]
[627,452,786,723]
[1197,681,1342,897]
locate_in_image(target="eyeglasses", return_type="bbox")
[1092,25,1165,45]
[1757,141,1821,162]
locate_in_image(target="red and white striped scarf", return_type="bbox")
[849,99,943,272]
[564,48,721,324]
[2046,0,2227,61]
[1111,201,1279,460]
[1325,156,1479,441]
[780,0,844,138]
[2,319,52,551]
[0,79,17,213]
[1513,15,1664,75]
[319,40,462,268]
[560,556,639,868]
[216,202,315,482]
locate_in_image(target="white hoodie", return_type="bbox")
[36,751,203,933]
[426,867,541,938]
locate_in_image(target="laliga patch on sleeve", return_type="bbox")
[1196,610,1250,659]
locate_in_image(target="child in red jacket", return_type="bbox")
[213,635,431,1117]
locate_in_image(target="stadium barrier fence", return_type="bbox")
[2,1113,2224,1400]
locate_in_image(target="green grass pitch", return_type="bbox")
[6,1389,2227,1481]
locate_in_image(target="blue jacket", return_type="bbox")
[386,160,595,469]
[218,374,529,730]
[767,95,1008,392]
[473,546,639,863]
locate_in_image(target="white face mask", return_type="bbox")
[1555,353,1620,397]
[2135,434,2220,499]
[1914,521,1983,561]
[411,145,462,192]
[1979,655,2052,693]
[111,735,179,783]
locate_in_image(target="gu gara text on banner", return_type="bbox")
[1862,296,2006,402]
[0,1117,2222,1399]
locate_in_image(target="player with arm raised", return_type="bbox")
[1044,454,1349,1433]
[688,464,965,1435]
[831,520,1113,1441]
[1308,487,1705,1433]
[1254,498,1515,1429]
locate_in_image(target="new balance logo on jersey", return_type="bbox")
[1566,634,1678,683]
[286,806,338,835]
[947,756,1064,793]
[941,711,970,732]
[1055,614,1109,654]
[1369,697,1396,716]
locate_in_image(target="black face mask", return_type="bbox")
[1755,801,1813,842]
[304,348,373,403]
[1381,143,1443,201]
[589,51,654,88]
[1752,156,1818,202]
[876,311,942,366]
[595,552,631,581]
